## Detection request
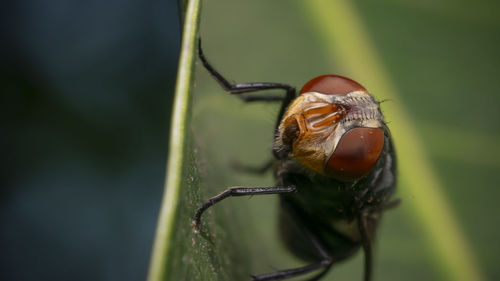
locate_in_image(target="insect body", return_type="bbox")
[194,40,398,281]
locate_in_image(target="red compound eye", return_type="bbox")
[326,128,385,181]
[300,74,366,95]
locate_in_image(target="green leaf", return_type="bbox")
[147,1,252,280]
[149,0,492,281]
[146,0,203,280]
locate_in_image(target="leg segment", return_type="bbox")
[231,158,275,175]
[252,258,332,281]
[358,211,373,281]
[198,39,296,129]
[252,205,333,281]
[193,185,296,231]
[251,230,333,281]
[306,263,333,281]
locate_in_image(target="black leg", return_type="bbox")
[251,258,332,281]
[358,211,373,281]
[251,232,333,281]
[251,205,333,281]
[193,185,296,232]
[231,158,275,175]
[304,230,334,281]
[198,38,296,129]
[237,95,284,102]
[306,263,333,281]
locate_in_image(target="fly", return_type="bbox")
[193,39,399,281]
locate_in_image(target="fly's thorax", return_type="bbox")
[275,91,385,181]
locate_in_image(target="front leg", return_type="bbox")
[193,185,296,232]
[198,38,296,130]
[231,158,275,175]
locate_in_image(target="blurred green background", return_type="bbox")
[3,0,500,280]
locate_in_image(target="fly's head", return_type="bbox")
[275,75,385,182]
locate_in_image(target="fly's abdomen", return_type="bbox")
[278,198,362,262]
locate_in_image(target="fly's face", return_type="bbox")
[276,75,385,181]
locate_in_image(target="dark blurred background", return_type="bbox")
[1,1,180,280]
